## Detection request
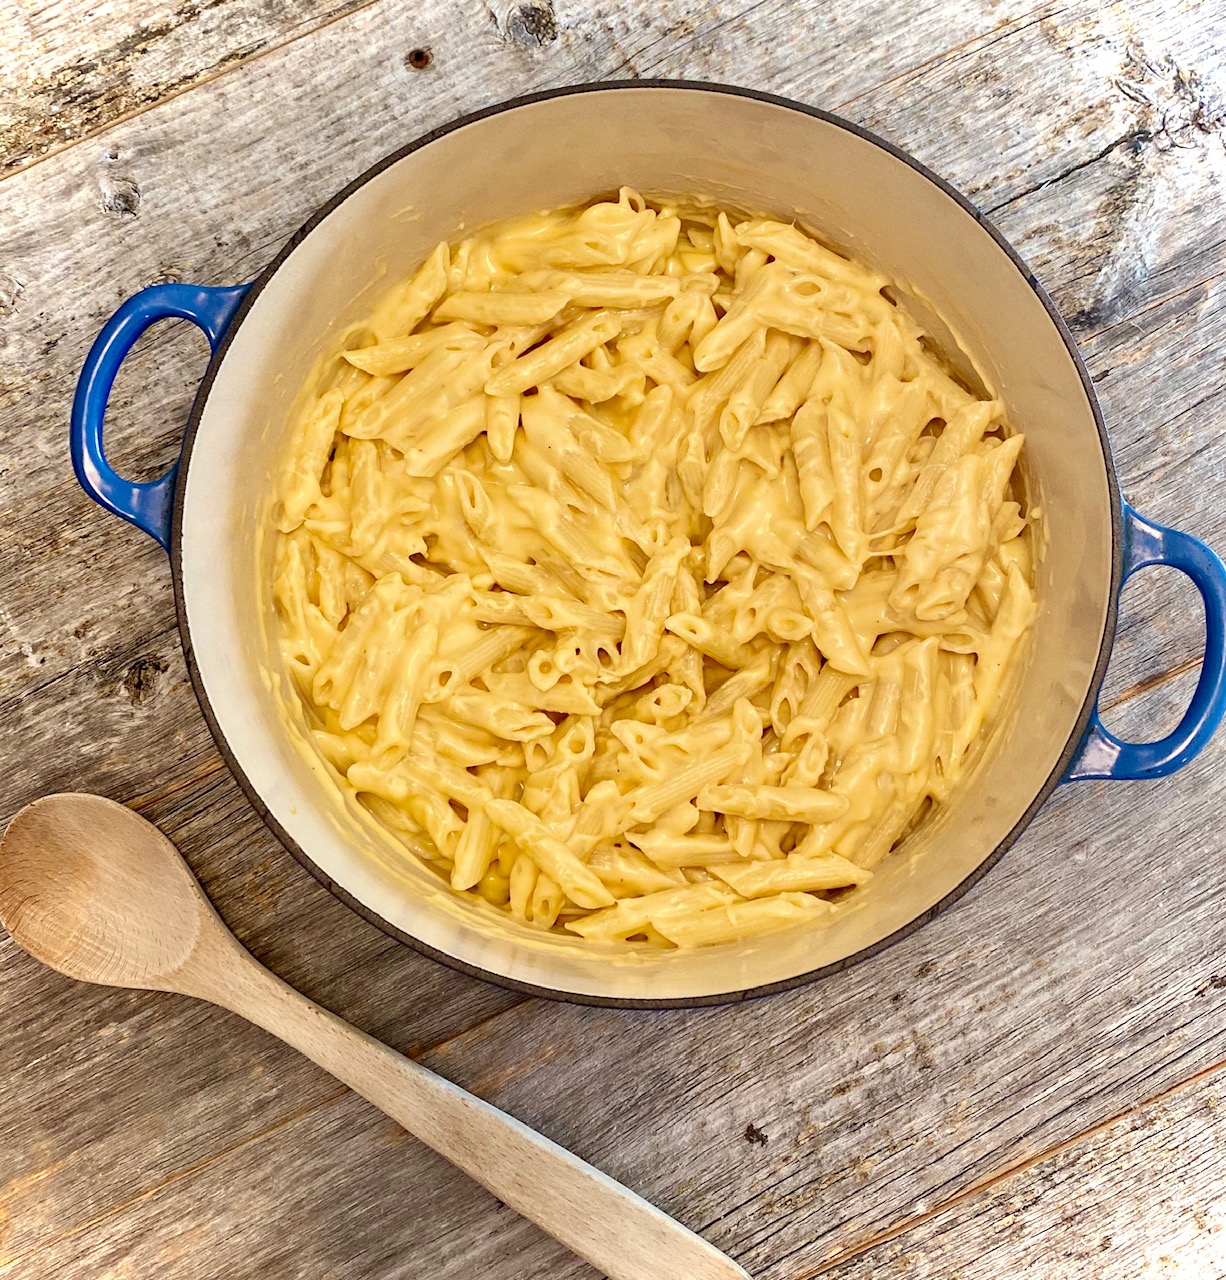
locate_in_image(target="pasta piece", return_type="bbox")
[654,892,832,948]
[279,389,344,531]
[619,538,690,671]
[587,843,686,895]
[627,742,753,824]
[892,453,991,620]
[954,563,1037,758]
[759,341,823,423]
[485,312,623,396]
[826,402,868,565]
[434,289,569,326]
[483,799,614,909]
[347,761,463,858]
[485,393,521,464]
[719,331,795,448]
[564,882,740,941]
[664,613,758,670]
[711,852,870,897]
[343,323,486,376]
[535,269,680,308]
[696,783,849,823]
[627,831,742,869]
[371,618,437,768]
[508,852,540,923]
[400,397,488,477]
[896,400,1000,525]
[445,689,555,742]
[370,241,450,341]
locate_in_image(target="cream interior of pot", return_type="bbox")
[180,88,1113,1001]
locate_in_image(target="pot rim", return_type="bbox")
[170,79,1124,1008]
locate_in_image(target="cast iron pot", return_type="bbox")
[70,83,1226,1005]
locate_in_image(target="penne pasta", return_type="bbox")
[483,799,614,910]
[272,189,1037,949]
[434,289,569,326]
[342,323,486,377]
[485,311,624,397]
[696,783,849,823]
[711,852,870,897]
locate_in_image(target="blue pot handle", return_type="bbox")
[70,282,251,551]
[1064,503,1226,782]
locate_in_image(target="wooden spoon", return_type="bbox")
[0,794,750,1280]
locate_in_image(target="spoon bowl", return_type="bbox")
[0,793,205,989]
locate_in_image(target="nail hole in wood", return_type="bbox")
[405,47,432,71]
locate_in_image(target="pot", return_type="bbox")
[70,83,1226,1005]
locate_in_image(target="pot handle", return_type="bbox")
[1063,503,1226,782]
[70,282,251,551]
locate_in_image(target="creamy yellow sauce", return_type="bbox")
[270,190,1037,948]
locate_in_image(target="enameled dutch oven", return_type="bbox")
[70,84,1226,1006]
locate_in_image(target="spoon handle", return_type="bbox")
[200,945,750,1280]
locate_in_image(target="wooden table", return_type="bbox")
[2,1,1224,1275]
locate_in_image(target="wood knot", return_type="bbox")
[100,174,141,217]
[506,2,557,47]
[123,655,168,706]
[744,1122,769,1147]
[0,273,22,317]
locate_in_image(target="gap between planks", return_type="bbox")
[123,754,229,813]
[0,989,540,1272]
[787,1048,1226,1277]
[1089,263,1226,348]
[0,1084,348,1270]
[0,0,388,187]
[1100,654,1202,714]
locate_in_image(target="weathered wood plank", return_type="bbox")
[0,0,376,173]
[2,0,1219,708]
[1,0,1078,176]
[6,743,1225,1276]
[10,0,1219,195]
[0,640,521,1262]
[855,2,1226,224]
[2,1083,602,1280]
[824,1066,1226,1278]
[1,0,1225,1276]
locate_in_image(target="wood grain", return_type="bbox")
[8,751,1225,1276]
[1,0,1224,1276]
[0,0,1058,175]
[6,1087,603,1280]
[823,1065,1226,1278]
[0,795,749,1280]
[0,0,377,173]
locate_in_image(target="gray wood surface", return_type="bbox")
[1,0,1224,1276]
[0,0,373,173]
[826,1065,1226,1278]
